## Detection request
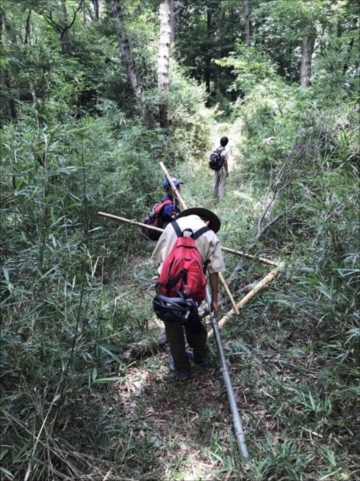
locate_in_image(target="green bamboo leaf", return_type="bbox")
[0,466,14,478]
[98,345,124,365]
[2,267,10,283]
[0,449,9,461]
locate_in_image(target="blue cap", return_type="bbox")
[163,177,183,189]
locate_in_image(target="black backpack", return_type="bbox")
[209,146,225,171]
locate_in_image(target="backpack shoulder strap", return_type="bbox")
[171,222,209,240]
[154,198,173,215]
[171,220,182,238]
[192,226,210,240]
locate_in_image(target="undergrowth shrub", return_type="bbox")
[227,62,360,455]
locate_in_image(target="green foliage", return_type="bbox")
[217,41,278,96]
[1,0,359,479]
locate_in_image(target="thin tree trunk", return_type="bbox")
[215,6,225,103]
[0,12,16,121]
[158,0,172,128]
[24,9,31,45]
[3,12,16,44]
[205,7,211,96]
[343,18,357,74]
[109,0,142,97]
[300,34,315,87]
[60,0,71,54]
[170,0,175,44]
[109,0,154,128]
[91,0,99,21]
[243,0,251,46]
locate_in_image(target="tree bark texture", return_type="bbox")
[60,0,71,54]
[243,0,251,46]
[109,0,154,128]
[300,34,315,87]
[25,9,31,45]
[0,12,16,121]
[158,0,172,128]
[215,6,225,102]
[92,0,99,21]
[170,0,175,44]
[205,7,211,95]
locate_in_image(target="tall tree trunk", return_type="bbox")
[0,11,16,121]
[300,34,315,87]
[170,0,175,44]
[343,18,357,75]
[215,6,225,103]
[24,9,31,45]
[243,0,251,46]
[3,11,17,44]
[205,7,211,96]
[91,0,99,22]
[158,0,172,128]
[109,0,154,128]
[60,0,71,54]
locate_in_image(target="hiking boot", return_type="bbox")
[169,359,192,380]
[187,349,211,368]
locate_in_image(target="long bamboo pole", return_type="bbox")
[97,211,279,267]
[207,263,285,339]
[159,162,239,314]
[221,246,279,267]
[98,212,163,232]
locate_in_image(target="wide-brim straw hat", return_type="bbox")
[177,207,221,233]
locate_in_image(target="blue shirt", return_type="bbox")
[161,195,180,224]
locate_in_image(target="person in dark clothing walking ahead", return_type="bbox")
[212,136,229,201]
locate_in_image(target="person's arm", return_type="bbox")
[203,234,225,317]
[209,272,219,317]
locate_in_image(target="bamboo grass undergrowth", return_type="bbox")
[1,50,359,481]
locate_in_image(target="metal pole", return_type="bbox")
[205,285,249,458]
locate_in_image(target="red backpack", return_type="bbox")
[158,221,209,303]
[141,199,173,241]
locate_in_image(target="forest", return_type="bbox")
[0,0,359,480]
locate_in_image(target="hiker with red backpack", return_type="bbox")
[151,207,225,380]
[141,177,183,241]
[209,136,229,201]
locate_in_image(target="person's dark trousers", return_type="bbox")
[164,317,208,372]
